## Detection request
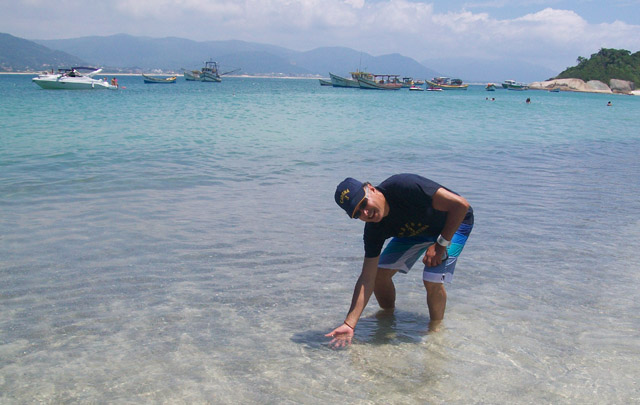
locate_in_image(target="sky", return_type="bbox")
[2,0,640,71]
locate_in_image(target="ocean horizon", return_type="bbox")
[1,74,639,403]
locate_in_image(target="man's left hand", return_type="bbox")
[423,243,446,267]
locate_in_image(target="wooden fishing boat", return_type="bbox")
[329,71,373,88]
[183,69,201,81]
[357,74,402,90]
[425,77,468,90]
[201,61,221,82]
[182,60,240,82]
[142,74,177,84]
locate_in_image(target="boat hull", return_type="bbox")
[142,75,177,84]
[357,77,402,90]
[201,73,221,82]
[502,80,528,90]
[425,80,468,90]
[183,70,201,81]
[32,76,115,90]
[329,72,359,88]
[200,60,222,82]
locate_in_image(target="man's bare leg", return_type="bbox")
[374,269,398,309]
[424,280,447,321]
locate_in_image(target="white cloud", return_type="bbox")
[113,0,245,19]
[344,0,365,8]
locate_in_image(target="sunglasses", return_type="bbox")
[352,189,369,219]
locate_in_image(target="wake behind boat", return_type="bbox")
[32,67,117,90]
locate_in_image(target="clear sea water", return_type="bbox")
[1,74,639,404]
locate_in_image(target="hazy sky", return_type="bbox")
[3,0,640,71]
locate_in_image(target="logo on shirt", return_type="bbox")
[398,222,429,237]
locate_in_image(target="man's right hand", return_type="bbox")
[325,323,354,349]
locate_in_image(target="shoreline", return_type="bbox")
[5,72,638,94]
[0,72,323,80]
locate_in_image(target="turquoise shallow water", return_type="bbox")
[1,74,640,403]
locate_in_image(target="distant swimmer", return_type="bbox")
[607,101,612,106]
[526,98,531,104]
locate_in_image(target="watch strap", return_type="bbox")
[436,234,451,247]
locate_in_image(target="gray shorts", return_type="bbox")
[378,223,472,283]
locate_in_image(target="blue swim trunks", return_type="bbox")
[378,222,473,283]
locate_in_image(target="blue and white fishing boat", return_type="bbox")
[502,79,529,90]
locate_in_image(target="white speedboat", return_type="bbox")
[32,67,118,90]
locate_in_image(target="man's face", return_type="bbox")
[354,185,384,223]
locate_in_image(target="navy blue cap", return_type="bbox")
[335,177,366,218]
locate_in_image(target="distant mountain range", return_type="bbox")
[0,33,84,71]
[1,32,558,82]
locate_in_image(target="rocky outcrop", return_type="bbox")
[609,79,635,93]
[529,78,639,94]
[586,80,611,92]
[528,78,612,93]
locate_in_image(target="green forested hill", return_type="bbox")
[0,33,85,71]
[556,48,640,86]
